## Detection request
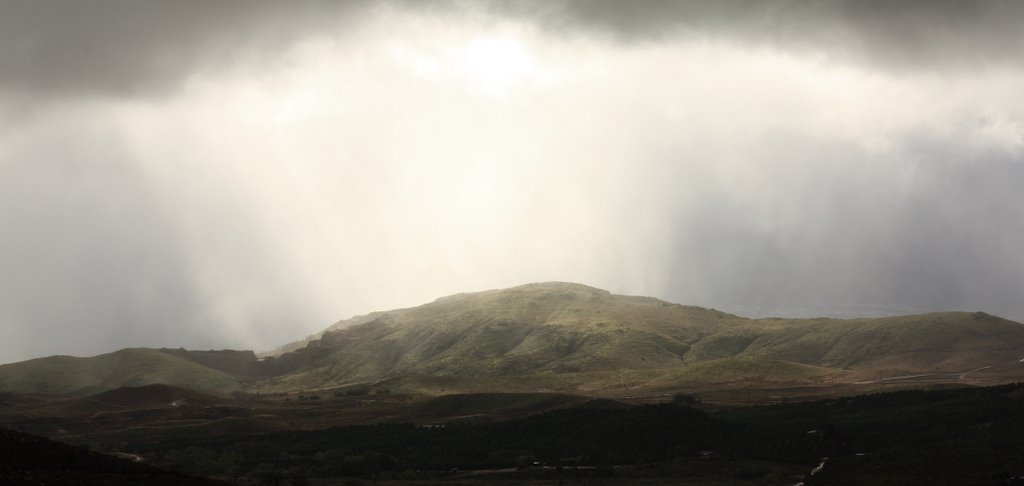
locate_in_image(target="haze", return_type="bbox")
[2,0,1022,364]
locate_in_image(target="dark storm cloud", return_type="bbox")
[3,0,1024,101]
[502,0,1024,70]
[0,0,370,99]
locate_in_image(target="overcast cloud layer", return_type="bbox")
[2,1,1023,363]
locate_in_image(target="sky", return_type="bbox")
[2,0,1023,364]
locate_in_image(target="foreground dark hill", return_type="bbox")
[3,282,1024,397]
[0,427,221,485]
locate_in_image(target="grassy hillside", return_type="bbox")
[251,283,1024,394]
[742,312,1024,371]
[252,282,742,392]
[0,348,241,397]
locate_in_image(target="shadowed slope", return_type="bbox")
[88,384,220,408]
[0,348,241,397]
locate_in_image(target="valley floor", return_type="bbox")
[5,381,1024,484]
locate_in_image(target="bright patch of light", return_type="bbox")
[273,90,317,128]
[459,37,534,94]
[389,32,536,97]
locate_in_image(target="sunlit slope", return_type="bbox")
[253,283,742,389]
[254,282,1024,393]
[0,348,241,397]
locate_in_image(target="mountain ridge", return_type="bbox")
[3,282,1024,397]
